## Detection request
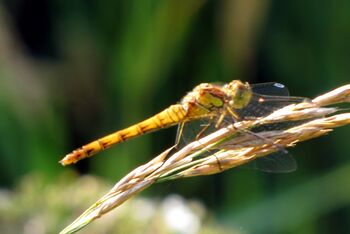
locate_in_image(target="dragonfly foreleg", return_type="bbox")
[226,106,240,122]
[215,111,227,128]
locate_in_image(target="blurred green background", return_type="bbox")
[1,0,350,233]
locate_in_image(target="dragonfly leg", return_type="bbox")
[215,107,241,128]
[226,106,240,122]
[215,111,227,128]
[175,122,186,146]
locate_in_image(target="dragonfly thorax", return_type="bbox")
[180,80,253,119]
[181,83,227,118]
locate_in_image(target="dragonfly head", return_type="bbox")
[225,80,252,109]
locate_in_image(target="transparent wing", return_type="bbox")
[251,82,290,96]
[237,82,307,119]
[247,151,297,173]
[238,82,303,172]
[175,82,305,173]
[176,119,298,173]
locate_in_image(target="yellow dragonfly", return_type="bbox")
[60,80,304,171]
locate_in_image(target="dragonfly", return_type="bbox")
[60,80,305,171]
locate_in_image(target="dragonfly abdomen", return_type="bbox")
[138,104,188,131]
[60,104,187,165]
